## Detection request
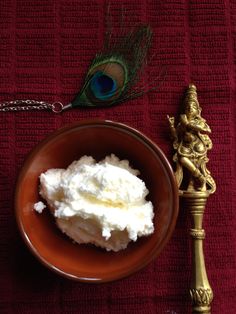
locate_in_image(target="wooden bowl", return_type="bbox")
[15,120,179,282]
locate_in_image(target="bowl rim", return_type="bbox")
[15,119,179,283]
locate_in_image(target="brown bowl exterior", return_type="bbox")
[15,120,179,283]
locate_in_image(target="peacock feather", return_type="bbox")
[70,24,154,108]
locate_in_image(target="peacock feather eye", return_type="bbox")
[70,25,153,108]
[89,71,117,100]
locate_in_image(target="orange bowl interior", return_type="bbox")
[15,120,179,282]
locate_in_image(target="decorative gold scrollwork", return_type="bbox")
[190,228,205,240]
[190,288,213,306]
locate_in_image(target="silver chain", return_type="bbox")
[0,100,64,113]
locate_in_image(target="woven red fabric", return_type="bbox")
[0,1,235,313]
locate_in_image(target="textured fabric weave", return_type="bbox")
[0,1,235,313]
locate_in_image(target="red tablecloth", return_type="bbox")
[0,1,235,313]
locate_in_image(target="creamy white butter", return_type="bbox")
[33,201,46,213]
[35,154,154,252]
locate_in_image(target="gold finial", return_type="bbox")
[168,84,216,314]
[186,83,197,95]
[185,83,197,100]
[184,84,202,113]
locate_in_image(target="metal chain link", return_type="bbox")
[0,100,64,113]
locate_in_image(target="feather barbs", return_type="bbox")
[71,25,157,108]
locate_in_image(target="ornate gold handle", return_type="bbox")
[168,84,216,313]
[184,191,213,314]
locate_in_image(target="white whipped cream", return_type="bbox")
[35,154,154,251]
